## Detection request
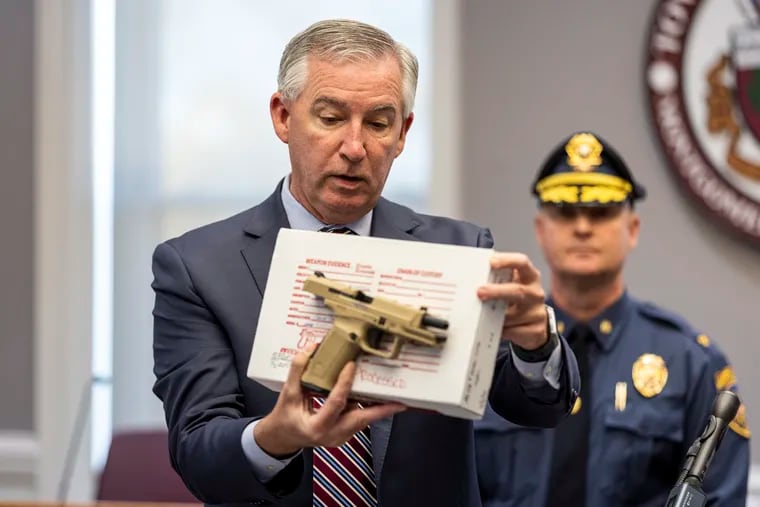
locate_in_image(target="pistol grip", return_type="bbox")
[301,326,361,394]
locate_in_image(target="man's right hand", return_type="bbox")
[253,346,406,458]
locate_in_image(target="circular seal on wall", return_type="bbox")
[645,0,760,243]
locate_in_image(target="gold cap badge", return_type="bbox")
[632,353,668,398]
[565,133,603,172]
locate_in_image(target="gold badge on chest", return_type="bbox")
[632,353,668,398]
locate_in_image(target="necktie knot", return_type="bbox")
[568,324,594,348]
[319,225,358,235]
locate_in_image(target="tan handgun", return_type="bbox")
[300,271,448,395]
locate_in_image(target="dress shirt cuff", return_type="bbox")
[241,419,301,482]
[510,341,562,390]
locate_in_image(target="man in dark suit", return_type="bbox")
[152,19,579,507]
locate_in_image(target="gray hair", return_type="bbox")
[277,19,419,118]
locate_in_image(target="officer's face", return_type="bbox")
[270,55,413,225]
[534,203,640,280]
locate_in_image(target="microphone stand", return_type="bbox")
[665,390,740,507]
[665,441,708,506]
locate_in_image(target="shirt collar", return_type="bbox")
[280,174,373,236]
[549,290,633,352]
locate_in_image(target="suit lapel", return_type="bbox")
[240,181,290,296]
[242,194,421,293]
[370,198,421,241]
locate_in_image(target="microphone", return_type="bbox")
[666,390,741,507]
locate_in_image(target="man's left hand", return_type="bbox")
[476,252,548,350]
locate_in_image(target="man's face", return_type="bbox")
[270,55,413,224]
[534,204,640,280]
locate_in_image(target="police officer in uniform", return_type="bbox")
[475,132,750,507]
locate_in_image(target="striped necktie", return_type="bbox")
[313,224,377,506]
[318,225,357,235]
[312,398,377,506]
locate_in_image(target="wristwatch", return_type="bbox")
[510,305,561,363]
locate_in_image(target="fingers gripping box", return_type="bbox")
[247,229,508,419]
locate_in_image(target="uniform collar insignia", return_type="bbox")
[549,291,633,352]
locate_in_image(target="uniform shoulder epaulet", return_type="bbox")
[637,301,724,355]
[687,331,735,391]
[636,301,694,334]
[639,301,724,354]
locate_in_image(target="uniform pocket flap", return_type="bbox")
[603,407,683,442]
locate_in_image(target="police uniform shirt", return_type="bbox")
[474,291,750,507]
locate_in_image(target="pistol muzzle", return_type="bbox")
[422,314,449,330]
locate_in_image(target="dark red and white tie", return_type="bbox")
[311,398,377,506]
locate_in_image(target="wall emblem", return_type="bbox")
[646,0,760,243]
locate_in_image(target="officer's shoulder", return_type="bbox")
[635,299,696,335]
[636,300,731,365]
[634,304,749,438]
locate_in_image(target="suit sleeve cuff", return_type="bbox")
[510,342,562,389]
[241,420,301,482]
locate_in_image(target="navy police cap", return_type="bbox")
[531,132,646,206]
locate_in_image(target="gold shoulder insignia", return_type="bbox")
[715,366,737,391]
[696,333,711,347]
[729,403,751,439]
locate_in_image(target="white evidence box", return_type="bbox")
[247,228,509,419]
